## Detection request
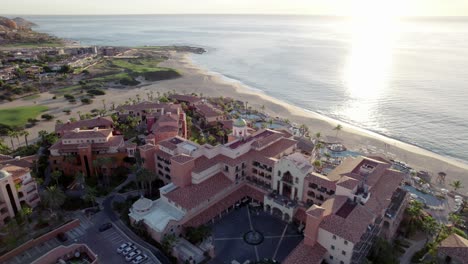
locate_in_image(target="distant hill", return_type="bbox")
[0,16,18,31]
[0,16,62,46]
[12,17,37,29]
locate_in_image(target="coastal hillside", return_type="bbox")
[0,16,61,46]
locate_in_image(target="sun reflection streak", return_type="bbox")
[339,12,399,128]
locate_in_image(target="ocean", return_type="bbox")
[21,15,468,163]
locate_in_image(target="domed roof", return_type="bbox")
[0,169,10,179]
[233,117,247,128]
[132,197,153,213]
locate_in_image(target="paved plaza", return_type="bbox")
[209,205,303,263]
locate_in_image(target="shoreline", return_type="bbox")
[0,50,467,192]
[183,54,468,170]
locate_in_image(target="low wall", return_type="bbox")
[0,219,80,263]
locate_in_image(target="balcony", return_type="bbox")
[266,192,298,209]
[22,178,34,186]
[29,194,40,203]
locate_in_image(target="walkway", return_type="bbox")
[399,239,426,264]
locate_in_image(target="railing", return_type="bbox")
[266,192,298,209]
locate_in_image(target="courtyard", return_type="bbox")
[209,205,303,263]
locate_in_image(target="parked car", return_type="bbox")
[125,250,142,261]
[117,242,133,254]
[57,233,68,242]
[98,222,113,232]
[132,254,148,264]
[122,245,137,256]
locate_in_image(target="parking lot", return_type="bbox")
[5,211,159,264]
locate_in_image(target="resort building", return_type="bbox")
[116,101,187,143]
[49,126,131,177]
[55,116,114,137]
[0,165,40,226]
[194,103,226,126]
[32,243,99,264]
[437,234,468,264]
[129,119,407,263]
[169,94,202,108]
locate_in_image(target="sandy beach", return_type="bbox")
[1,51,467,193]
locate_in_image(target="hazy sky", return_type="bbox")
[1,0,468,16]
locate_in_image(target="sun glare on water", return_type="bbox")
[339,0,403,128]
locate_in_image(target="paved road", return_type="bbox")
[399,239,426,264]
[102,194,171,264]
[72,211,161,264]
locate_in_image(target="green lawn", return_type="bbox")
[111,58,167,73]
[21,94,41,101]
[0,105,48,127]
[0,42,64,48]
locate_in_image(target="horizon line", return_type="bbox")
[1,13,468,18]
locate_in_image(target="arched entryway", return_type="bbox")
[272,207,283,219]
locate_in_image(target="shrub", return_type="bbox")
[87,89,106,96]
[41,114,54,120]
[64,94,75,100]
[119,77,140,86]
[81,98,93,104]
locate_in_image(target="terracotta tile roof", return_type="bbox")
[0,154,12,161]
[158,140,179,150]
[165,172,233,210]
[251,132,283,149]
[154,148,173,160]
[55,117,113,133]
[283,242,326,264]
[50,135,124,151]
[154,125,179,133]
[320,197,375,243]
[0,155,37,168]
[61,129,112,139]
[157,114,179,123]
[169,94,202,104]
[277,129,294,139]
[305,172,337,191]
[195,103,223,118]
[439,234,468,264]
[218,120,233,130]
[366,169,404,215]
[294,136,315,154]
[116,102,173,112]
[0,164,30,179]
[138,144,156,151]
[257,138,296,157]
[336,176,360,190]
[171,154,194,164]
[184,184,267,227]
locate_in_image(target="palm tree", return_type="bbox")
[21,130,30,147]
[51,170,62,186]
[0,137,10,154]
[74,172,85,189]
[450,180,463,192]
[406,200,424,234]
[449,213,463,227]
[7,130,16,149]
[333,124,343,138]
[315,132,321,143]
[421,216,439,243]
[20,206,33,229]
[41,185,66,212]
[83,186,98,207]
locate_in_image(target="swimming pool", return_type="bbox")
[403,185,444,207]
